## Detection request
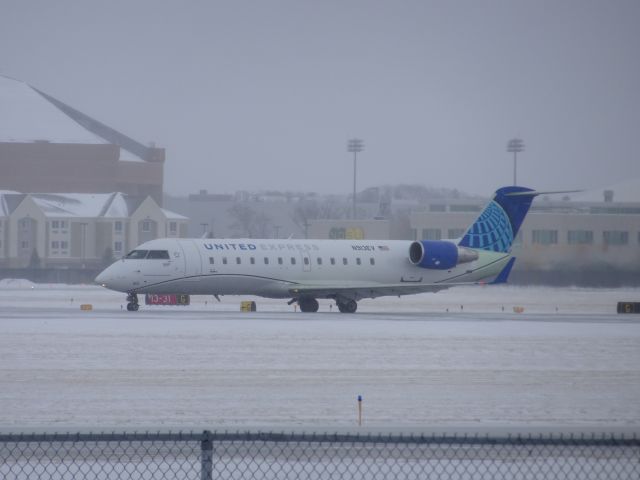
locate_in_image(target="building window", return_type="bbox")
[329,227,346,239]
[21,241,29,249]
[61,241,68,250]
[52,220,59,229]
[532,230,558,245]
[421,228,441,240]
[169,222,177,233]
[447,229,465,239]
[603,230,628,246]
[567,230,593,245]
[114,221,123,233]
[142,221,151,232]
[51,241,60,250]
[60,220,67,229]
[429,204,446,212]
[114,241,123,252]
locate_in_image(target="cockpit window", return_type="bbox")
[147,250,170,259]
[125,250,149,259]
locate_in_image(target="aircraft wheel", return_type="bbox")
[298,297,319,313]
[126,302,139,311]
[337,299,357,313]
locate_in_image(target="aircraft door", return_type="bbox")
[179,240,203,277]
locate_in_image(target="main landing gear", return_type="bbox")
[294,296,358,313]
[126,292,139,311]
[336,299,358,314]
[298,297,319,313]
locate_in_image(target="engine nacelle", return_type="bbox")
[409,240,479,270]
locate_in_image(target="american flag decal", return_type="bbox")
[377,245,390,251]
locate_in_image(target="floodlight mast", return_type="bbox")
[507,138,525,185]
[347,138,364,219]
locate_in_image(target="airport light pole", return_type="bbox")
[347,138,364,219]
[507,138,525,186]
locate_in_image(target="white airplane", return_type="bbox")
[96,186,541,313]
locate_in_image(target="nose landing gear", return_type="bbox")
[126,292,139,311]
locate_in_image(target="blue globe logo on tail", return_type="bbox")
[459,186,535,253]
[460,201,513,252]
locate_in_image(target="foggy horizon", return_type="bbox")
[2,1,639,198]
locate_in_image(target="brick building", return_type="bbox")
[0,75,164,204]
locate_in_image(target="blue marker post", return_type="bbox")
[357,395,363,426]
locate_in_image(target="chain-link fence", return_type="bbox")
[1,430,638,479]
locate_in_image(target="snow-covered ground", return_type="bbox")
[0,281,639,429]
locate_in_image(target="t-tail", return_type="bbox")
[458,186,537,253]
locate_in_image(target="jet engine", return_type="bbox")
[409,240,479,270]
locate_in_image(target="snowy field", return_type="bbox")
[1,280,639,430]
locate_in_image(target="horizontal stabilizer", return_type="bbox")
[505,189,582,197]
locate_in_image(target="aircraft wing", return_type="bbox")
[288,280,487,301]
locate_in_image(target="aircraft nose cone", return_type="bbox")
[94,271,108,285]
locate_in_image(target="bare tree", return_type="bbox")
[228,203,272,238]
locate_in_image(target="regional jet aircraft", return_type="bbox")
[96,186,543,313]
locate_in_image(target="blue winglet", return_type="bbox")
[491,257,516,284]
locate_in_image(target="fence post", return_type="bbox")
[201,430,213,480]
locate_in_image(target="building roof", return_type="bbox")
[161,208,188,220]
[1,194,26,217]
[0,192,185,220]
[0,75,155,162]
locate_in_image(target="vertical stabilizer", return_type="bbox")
[458,186,535,252]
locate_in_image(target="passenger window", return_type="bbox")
[250,257,255,265]
[278,257,283,265]
[125,250,148,259]
[223,257,228,265]
[330,257,335,265]
[236,257,241,264]
[303,257,309,265]
[356,258,361,265]
[291,257,296,265]
[264,257,269,265]
[317,257,322,265]
[209,257,215,264]
[343,257,348,265]
[370,258,375,265]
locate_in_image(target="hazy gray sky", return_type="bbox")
[2,0,639,196]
